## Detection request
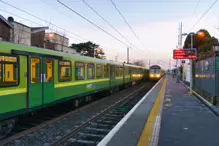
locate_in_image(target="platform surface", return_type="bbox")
[99,75,219,146]
[158,76,219,146]
[98,78,165,146]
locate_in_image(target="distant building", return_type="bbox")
[0,15,79,55]
[0,15,12,41]
[31,27,49,48]
[7,17,49,47]
[45,32,78,54]
[8,17,31,46]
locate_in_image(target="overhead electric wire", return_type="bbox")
[57,0,130,47]
[193,0,201,14]
[0,0,89,42]
[187,0,217,32]
[0,8,83,42]
[187,0,201,24]
[81,0,139,50]
[110,0,149,52]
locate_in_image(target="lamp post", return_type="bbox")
[182,31,204,93]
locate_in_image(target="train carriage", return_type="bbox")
[0,41,148,138]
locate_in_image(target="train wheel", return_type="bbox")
[74,99,79,108]
[0,118,17,140]
[109,88,113,95]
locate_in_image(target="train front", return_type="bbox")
[149,65,161,81]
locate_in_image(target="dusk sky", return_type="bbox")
[1,0,219,69]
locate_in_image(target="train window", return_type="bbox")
[45,60,53,82]
[116,66,119,77]
[96,64,103,78]
[116,66,123,77]
[129,67,131,75]
[59,60,72,82]
[120,66,123,76]
[31,58,41,84]
[76,62,85,80]
[111,66,116,78]
[87,63,95,79]
[125,67,129,75]
[0,55,19,87]
[104,64,109,78]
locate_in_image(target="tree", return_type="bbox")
[70,41,106,59]
[183,29,218,60]
[60,33,66,52]
[132,60,145,67]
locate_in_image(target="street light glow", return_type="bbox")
[197,31,205,38]
[49,33,54,39]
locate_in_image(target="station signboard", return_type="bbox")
[173,49,197,59]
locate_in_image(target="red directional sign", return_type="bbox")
[173,49,197,59]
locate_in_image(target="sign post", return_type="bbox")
[173,48,197,92]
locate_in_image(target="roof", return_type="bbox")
[45,32,69,40]
[0,15,12,28]
[31,27,49,33]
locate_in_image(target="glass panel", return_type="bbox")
[116,66,122,77]
[119,66,123,76]
[96,64,103,78]
[0,56,17,62]
[46,60,53,82]
[88,63,95,79]
[59,61,71,82]
[31,58,41,84]
[111,66,115,78]
[76,62,85,80]
[150,69,161,73]
[0,63,18,87]
[104,65,109,78]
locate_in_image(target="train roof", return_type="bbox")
[0,41,146,69]
[149,65,161,68]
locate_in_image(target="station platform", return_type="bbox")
[98,75,219,146]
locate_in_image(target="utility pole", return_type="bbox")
[127,47,129,64]
[190,34,194,93]
[176,22,182,83]
[179,22,185,82]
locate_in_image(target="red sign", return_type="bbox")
[173,49,197,59]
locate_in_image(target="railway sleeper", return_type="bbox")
[75,133,104,142]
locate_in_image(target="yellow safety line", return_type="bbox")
[0,88,26,96]
[138,77,167,146]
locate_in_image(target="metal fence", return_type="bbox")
[194,57,216,96]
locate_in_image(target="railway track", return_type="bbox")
[51,85,151,146]
[1,82,155,146]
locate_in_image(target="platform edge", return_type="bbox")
[97,77,165,146]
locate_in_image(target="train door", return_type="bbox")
[109,65,115,87]
[42,58,54,104]
[28,56,54,108]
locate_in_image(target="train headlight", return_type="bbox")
[156,74,160,77]
[132,74,136,77]
[150,74,154,77]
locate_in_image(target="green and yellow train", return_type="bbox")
[149,65,165,81]
[0,41,148,138]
